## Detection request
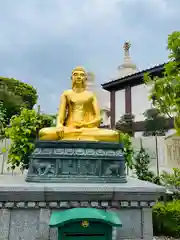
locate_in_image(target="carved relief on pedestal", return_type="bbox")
[26,141,126,183]
[31,148,124,177]
[80,159,100,176]
[58,159,78,175]
[103,161,121,176]
[31,159,56,176]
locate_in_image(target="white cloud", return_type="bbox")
[1,0,179,51]
[146,0,180,19]
[0,0,121,45]
[0,0,180,114]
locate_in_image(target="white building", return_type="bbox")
[102,42,166,136]
[87,72,110,126]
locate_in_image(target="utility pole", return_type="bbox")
[36,105,41,139]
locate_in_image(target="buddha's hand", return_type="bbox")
[56,127,64,140]
[73,122,84,128]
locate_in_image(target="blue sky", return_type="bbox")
[0,0,180,114]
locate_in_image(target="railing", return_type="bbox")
[0,138,22,175]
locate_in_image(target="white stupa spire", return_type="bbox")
[112,42,139,79]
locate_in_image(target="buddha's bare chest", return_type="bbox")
[67,93,92,106]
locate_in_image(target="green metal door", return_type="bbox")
[64,235,106,240]
[50,208,122,240]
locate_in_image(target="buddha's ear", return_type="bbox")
[71,76,75,89]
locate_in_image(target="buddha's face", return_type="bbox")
[72,69,86,86]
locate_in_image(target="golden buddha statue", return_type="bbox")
[39,66,119,142]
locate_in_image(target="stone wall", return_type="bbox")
[0,200,154,240]
[132,136,178,174]
[165,136,180,169]
[0,175,165,240]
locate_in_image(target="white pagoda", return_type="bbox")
[111,41,139,80]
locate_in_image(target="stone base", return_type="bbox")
[26,140,126,183]
[0,175,165,240]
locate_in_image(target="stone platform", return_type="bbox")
[26,140,126,183]
[0,174,165,240]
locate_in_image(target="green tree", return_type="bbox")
[5,108,53,169]
[144,31,180,135]
[143,108,168,136]
[116,113,135,136]
[0,86,24,121]
[0,77,38,120]
[0,102,7,139]
[134,147,160,184]
[121,132,133,169]
[44,113,57,127]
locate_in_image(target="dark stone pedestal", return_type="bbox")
[26,140,126,183]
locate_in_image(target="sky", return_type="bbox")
[0,0,180,114]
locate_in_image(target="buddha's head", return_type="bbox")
[71,66,87,90]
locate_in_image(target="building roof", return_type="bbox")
[102,63,165,91]
[104,51,168,90]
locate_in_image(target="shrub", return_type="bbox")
[5,108,53,169]
[161,168,180,199]
[121,133,133,169]
[134,147,161,184]
[153,200,180,237]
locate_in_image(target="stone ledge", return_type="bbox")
[33,140,123,149]
[0,200,156,209]
[0,175,165,202]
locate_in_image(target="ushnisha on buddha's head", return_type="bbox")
[71,66,87,90]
